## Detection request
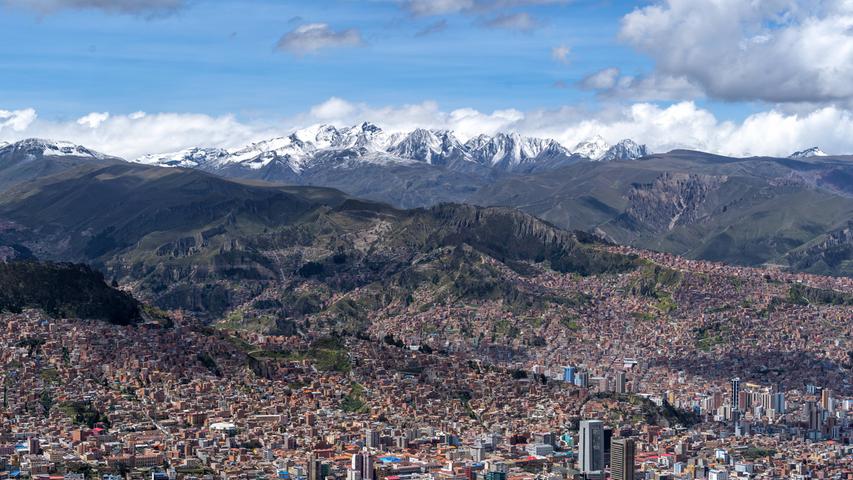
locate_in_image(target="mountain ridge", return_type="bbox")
[131,123,651,174]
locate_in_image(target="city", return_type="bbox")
[1,0,852,479]
[1,248,851,479]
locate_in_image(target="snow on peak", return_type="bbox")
[599,139,650,162]
[573,135,611,160]
[5,138,109,160]
[789,147,828,159]
[388,128,464,165]
[136,147,230,168]
[464,132,560,168]
[130,124,646,175]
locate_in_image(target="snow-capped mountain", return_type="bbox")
[0,138,119,192]
[388,128,465,165]
[137,122,415,175]
[137,147,230,169]
[600,139,650,162]
[789,147,828,159]
[0,138,110,161]
[462,132,572,171]
[573,135,611,161]
[132,124,650,179]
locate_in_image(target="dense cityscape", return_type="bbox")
[2,0,853,479]
[1,248,850,480]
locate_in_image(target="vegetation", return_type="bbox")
[0,261,142,324]
[341,382,368,413]
[786,283,853,306]
[59,400,111,428]
[694,321,731,352]
[310,341,351,373]
[560,316,581,331]
[742,447,777,460]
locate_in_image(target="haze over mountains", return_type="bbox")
[1,130,851,280]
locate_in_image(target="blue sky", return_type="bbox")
[0,0,659,120]
[1,0,851,159]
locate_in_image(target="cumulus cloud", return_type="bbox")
[5,100,853,159]
[0,108,37,132]
[2,0,186,16]
[580,68,619,90]
[0,110,279,160]
[310,97,356,120]
[615,0,853,103]
[76,112,110,129]
[276,23,364,55]
[580,68,703,101]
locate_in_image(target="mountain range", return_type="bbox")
[0,154,635,321]
[0,131,851,278]
[135,122,649,174]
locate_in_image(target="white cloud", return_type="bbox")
[77,112,110,129]
[4,100,853,159]
[616,0,853,103]
[0,110,279,160]
[276,23,364,55]
[581,68,704,101]
[580,68,619,90]
[551,45,570,65]
[0,108,37,132]
[310,97,356,120]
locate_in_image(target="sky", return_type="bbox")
[1,0,853,159]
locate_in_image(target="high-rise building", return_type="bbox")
[576,372,590,389]
[563,366,576,384]
[820,388,833,412]
[365,428,380,450]
[771,392,785,414]
[579,420,604,473]
[730,378,741,412]
[610,438,635,480]
[361,450,374,480]
[615,372,627,394]
[307,454,324,480]
[804,401,820,431]
[351,452,363,475]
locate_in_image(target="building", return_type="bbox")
[615,371,627,394]
[771,392,785,414]
[308,454,324,480]
[730,378,741,412]
[563,366,576,383]
[610,438,635,480]
[708,469,728,480]
[579,420,604,474]
[365,428,380,450]
[361,449,374,480]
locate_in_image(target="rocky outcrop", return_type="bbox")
[626,173,726,232]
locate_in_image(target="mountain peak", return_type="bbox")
[599,139,650,162]
[4,138,108,160]
[573,135,611,160]
[789,147,828,159]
